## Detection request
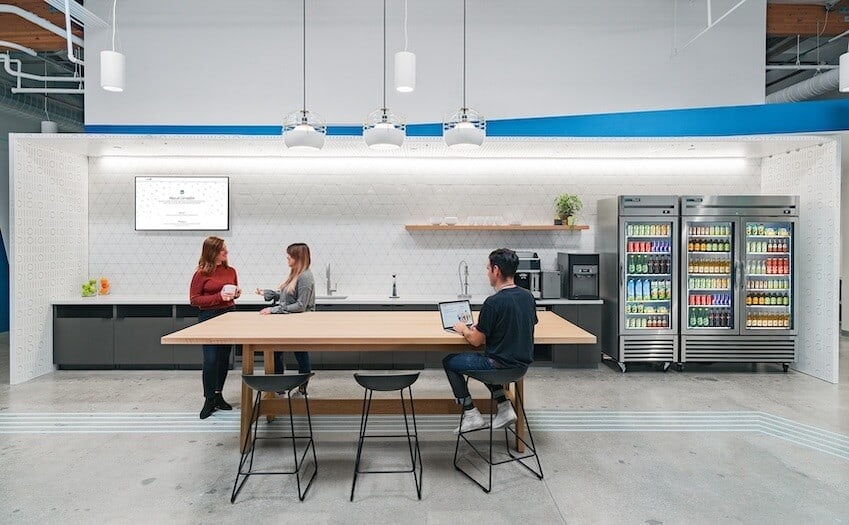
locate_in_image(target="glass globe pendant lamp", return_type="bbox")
[443,0,485,148]
[283,0,326,150]
[364,0,406,149]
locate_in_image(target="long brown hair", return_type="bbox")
[197,236,228,275]
[281,243,311,294]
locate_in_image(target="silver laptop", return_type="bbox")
[438,300,474,333]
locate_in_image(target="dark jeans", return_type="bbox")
[273,351,311,374]
[442,353,508,402]
[198,308,233,400]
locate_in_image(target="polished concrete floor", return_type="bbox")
[1,334,848,524]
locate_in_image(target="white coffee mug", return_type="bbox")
[222,284,237,296]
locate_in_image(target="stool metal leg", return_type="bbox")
[231,389,263,503]
[231,383,318,504]
[400,386,423,499]
[350,387,373,501]
[454,378,544,493]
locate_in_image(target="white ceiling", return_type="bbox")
[12,134,830,159]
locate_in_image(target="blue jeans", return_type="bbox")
[442,353,501,402]
[198,308,233,400]
[273,351,311,374]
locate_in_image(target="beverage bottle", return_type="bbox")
[758,223,765,235]
[782,294,789,306]
[746,293,752,305]
[689,308,696,327]
[651,281,658,300]
[643,280,651,302]
[628,255,635,274]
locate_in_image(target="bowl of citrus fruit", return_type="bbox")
[98,277,110,295]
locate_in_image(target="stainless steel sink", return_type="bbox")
[316,295,348,300]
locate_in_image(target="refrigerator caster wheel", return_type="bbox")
[663,362,671,372]
[676,363,685,372]
[617,362,626,373]
[782,363,789,373]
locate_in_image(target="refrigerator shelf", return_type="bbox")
[626,299,669,303]
[626,235,671,239]
[690,287,730,291]
[747,252,789,255]
[688,251,731,254]
[688,304,731,308]
[746,304,789,308]
[687,272,730,276]
[627,273,672,277]
[627,251,671,255]
[746,288,789,292]
[627,312,670,316]
[747,273,789,277]
[747,235,790,239]
[688,235,731,239]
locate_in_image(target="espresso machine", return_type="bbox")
[515,251,541,298]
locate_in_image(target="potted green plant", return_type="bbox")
[555,193,582,225]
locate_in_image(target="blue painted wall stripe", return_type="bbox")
[85,99,849,137]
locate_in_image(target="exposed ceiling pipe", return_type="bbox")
[0,5,84,47]
[765,68,839,103]
[11,87,83,94]
[0,79,83,130]
[62,0,84,66]
[0,40,37,57]
[1,54,83,83]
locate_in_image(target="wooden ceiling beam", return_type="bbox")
[767,4,849,37]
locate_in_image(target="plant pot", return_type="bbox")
[553,218,563,225]
[566,216,577,226]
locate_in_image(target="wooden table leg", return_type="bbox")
[515,378,526,453]
[239,344,254,453]
[263,349,277,423]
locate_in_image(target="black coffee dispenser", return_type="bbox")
[557,253,599,300]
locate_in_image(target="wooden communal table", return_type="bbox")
[162,310,596,451]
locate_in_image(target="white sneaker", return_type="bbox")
[492,401,517,430]
[453,407,488,434]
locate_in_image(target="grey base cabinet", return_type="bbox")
[550,304,602,368]
[54,305,114,367]
[114,306,174,367]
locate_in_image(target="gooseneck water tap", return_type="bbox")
[325,263,337,296]
[390,274,399,298]
[458,260,471,299]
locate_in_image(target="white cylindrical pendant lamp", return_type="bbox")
[100,50,125,92]
[840,51,849,92]
[394,51,416,93]
[40,121,58,133]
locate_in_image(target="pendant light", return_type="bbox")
[443,0,485,148]
[394,0,415,92]
[283,0,326,150]
[100,0,125,92]
[364,0,406,150]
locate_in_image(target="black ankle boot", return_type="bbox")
[200,398,216,419]
[214,392,232,410]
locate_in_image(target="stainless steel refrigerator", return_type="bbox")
[598,196,679,372]
[678,195,798,371]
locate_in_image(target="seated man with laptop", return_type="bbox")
[441,248,538,434]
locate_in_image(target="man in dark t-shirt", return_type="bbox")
[443,248,538,434]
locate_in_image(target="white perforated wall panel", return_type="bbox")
[9,139,88,384]
[761,141,840,383]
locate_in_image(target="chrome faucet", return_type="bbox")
[325,263,337,296]
[458,260,471,299]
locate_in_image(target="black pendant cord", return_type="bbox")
[302,0,306,114]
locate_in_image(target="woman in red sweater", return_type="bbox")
[190,236,242,419]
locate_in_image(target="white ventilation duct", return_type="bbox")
[766,69,839,103]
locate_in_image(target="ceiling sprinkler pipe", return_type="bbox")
[0,40,37,57]
[765,68,839,103]
[63,0,84,66]
[1,55,83,83]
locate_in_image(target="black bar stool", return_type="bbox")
[453,367,543,493]
[231,373,317,503]
[350,372,423,501]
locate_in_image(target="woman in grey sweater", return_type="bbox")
[256,243,316,384]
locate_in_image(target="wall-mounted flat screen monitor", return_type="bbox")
[135,176,229,231]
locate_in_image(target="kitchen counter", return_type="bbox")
[52,294,602,306]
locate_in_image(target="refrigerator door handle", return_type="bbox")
[619,264,624,286]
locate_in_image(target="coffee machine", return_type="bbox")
[557,253,599,300]
[515,251,541,298]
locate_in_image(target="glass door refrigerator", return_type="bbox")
[679,196,798,371]
[598,196,679,372]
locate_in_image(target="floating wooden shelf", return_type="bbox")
[405,224,589,231]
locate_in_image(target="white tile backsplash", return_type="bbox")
[88,156,761,298]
